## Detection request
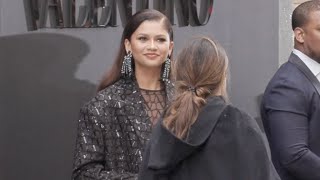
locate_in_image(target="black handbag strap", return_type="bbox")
[289,53,320,96]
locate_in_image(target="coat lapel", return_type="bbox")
[289,53,320,96]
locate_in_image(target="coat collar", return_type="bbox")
[292,49,320,77]
[147,96,227,172]
[289,53,320,96]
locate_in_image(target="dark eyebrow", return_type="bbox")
[136,33,148,36]
[136,33,167,37]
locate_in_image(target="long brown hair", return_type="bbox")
[97,9,173,91]
[163,37,229,139]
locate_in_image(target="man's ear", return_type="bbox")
[294,27,305,44]
[124,39,131,53]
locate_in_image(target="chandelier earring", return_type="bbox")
[121,51,133,78]
[162,57,171,81]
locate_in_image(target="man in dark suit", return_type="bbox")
[261,1,320,180]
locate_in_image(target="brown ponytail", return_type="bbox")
[163,37,229,139]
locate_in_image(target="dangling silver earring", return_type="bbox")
[121,51,133,78]
[162,57,171,81]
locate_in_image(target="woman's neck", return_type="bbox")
[135,67,162,90]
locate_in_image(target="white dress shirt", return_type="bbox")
[293,49,320,82]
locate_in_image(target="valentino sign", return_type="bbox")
[23,0,214,31]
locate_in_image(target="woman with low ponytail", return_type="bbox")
[138,37,280,180]
[163,36,228,140]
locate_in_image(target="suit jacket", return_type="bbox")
[139,96,280,180]
[261,53,320,180]
[72,78,174,180]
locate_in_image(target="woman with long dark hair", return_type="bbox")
[72,9,174,180]
[138,37,280,180]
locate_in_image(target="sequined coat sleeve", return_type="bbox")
[72,78,173,180]
[72,100,137,180]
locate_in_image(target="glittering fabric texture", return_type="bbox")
[72,78,173,180]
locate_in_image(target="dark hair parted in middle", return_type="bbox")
[163,37,229,139]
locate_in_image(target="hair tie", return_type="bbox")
[188,86,198,96]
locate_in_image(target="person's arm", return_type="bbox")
[265,81,320,179]
[267,111,320,179]
[72,103,137,180]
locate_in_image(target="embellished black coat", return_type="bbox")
[72,78,173,180]
[138,96,280,180]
